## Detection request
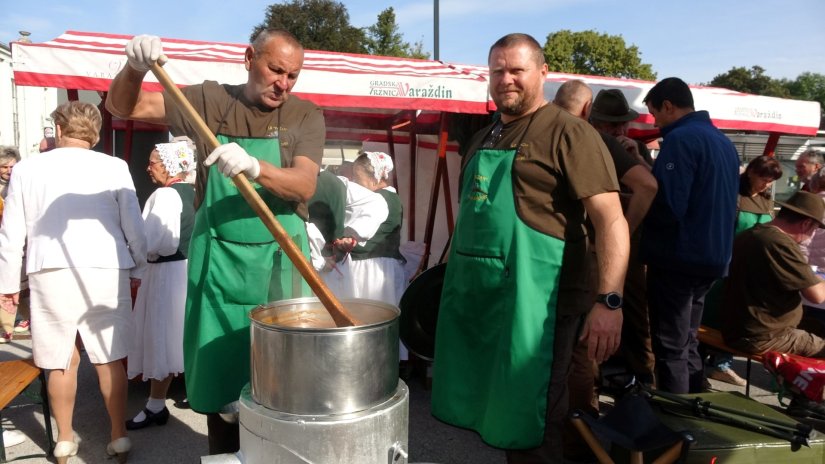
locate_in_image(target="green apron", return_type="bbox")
[734,210,771,236]
[431,131,565,449]
[183,134,309,413]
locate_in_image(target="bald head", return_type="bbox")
[553,80,592,120]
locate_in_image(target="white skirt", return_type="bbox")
[29,267,133,370]
[348,257,409,360]
[348,257,407,305]
[320,257,355,300]
[127,260,187,380]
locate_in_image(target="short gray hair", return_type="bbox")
[252,28,302,56]
[0,146,20,164]
[800,148,825,166]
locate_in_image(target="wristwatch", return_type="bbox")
[596,292,623,310]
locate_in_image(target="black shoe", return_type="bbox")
[173,398,190,410]
[126,407,170,430]
[787,396,825,420]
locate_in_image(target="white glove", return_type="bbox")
[125,35,166,73]
[204,143,262,179]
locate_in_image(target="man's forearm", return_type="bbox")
[106,67,145,118]
[106,67,167,124]
[596,216,630,293]
[594,210,630,294]
[255,159,319,203]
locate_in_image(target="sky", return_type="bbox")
[2,0,824,85]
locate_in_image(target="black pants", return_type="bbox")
[206,413,240,455]
[619,229,655,384]
[647,266,715,394]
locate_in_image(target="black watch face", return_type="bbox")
[604,293,622,309]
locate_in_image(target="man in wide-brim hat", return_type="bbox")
[721,190,825,415]
[590,89,652,166]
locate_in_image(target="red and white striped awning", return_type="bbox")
[450,64,822,136]
[12,31,822,137]
[12,30,491,116]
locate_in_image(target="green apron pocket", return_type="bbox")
[207,238,278,306]
[451,252,509,290]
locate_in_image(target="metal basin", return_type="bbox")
[249,297,400,415]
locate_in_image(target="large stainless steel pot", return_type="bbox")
[249,297,400,415]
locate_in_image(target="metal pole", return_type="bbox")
[434,0,439,60]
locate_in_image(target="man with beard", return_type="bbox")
[431,33,629,463]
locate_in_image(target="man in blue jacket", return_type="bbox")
[641,77,740,394]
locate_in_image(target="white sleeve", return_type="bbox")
[343,181,389,244]
[142,188,182,260]
[305,222,328,271]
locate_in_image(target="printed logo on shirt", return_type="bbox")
[265,125,280,139]
[468,174,489,202]
[514,143,529,161]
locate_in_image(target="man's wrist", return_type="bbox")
[595,292,623,310]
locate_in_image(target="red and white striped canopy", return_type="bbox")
[451,64,822,136]
[12,31,822,137]
[12,31,491,116]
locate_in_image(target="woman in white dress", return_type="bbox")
[347,153,409,359]
[347,152,407,305]
[0,101,147,463]
[126,140,196,431]
[307,167,388,298]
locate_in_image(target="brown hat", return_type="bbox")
[591,89,639,122]
[777,190,825,228]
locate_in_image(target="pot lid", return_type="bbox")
[399,263,446,361]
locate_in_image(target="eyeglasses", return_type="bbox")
[148,159,162,166]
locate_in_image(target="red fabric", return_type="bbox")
[763,351,825,402]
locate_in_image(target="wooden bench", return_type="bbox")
[0,359,53,462]
[697,325,764,397]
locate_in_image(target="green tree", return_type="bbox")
[785,72,825,120]
[251,0,366,53]
[543,30,656,80]
[365,7,431,59]
[408,38,430,60]
[708,66,790,97]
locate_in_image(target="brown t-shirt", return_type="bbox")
[463,104,619,241]
[598,132,640,216]
[463,104,619,315]
[722,223,821,343]
[600,133,639,182]
[164,81,326,217]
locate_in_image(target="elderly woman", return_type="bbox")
[345,152,408,360]
[346,152,407,304]
[309,162,388,298]
[0,146,22,343]
[126,139,196,431]
[0,101,146,463]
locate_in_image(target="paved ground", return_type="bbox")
[0,336,505,463]
[0,335,791,463]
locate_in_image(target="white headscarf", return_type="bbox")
[364,151,394,182]
[155,141,196,177]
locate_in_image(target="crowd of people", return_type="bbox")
[0,27,824,464]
